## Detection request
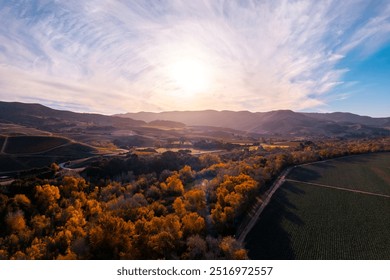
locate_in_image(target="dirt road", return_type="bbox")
[0,136,8,153]
[286,178,390,199]
[237,167,292,243]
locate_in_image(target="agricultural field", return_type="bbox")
[0,139,97,173]
[42,142,96,157]
[4,136,70,154]
[245,152,390,259]
[0,123,53,136]
[288,153,390,195]
[0,157,27,173]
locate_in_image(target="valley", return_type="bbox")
[0,101,389,260]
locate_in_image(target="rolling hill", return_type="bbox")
[0,101,145,132]
[1,101,389,138]
[119,110,390,137]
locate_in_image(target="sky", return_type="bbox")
[0,0,389,117]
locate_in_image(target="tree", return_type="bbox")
[5,211,26,233]
[183,235,207,259]
[182,212,205,236]
[30,214,50,236]
[35,184,60,213]
[60,176,88,198]
[173,197,186,217]
[142,214,183,259]
[88,214,135,259]
[219,236,248,260]
[25,237,47,260]
[160,173,184,196]
[51,162,60,173]
[179,165,195,184]
[13,194,31,210]
[184,189,206,213]
[64,206,86,238]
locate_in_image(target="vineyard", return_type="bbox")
[288,153,390,195]
[0,137,96,173]
[246,152,390,259]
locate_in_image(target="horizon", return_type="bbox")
[1,1,390,117]
[2,100,390,118]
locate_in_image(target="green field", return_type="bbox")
[246,153,390,259]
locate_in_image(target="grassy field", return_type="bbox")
[4,136,70,154]
[246,152,390,259]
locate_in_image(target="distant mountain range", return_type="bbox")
[118,110,390,137]
[0,101,389,138]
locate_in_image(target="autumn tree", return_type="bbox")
[160,173,184,196]
[183,234,207,259]
[60,176,88,198]
[88,213,135,259]
[30,214,51,236]
[34,184,60,215]
[179,165,195,184]
[211,174,258,233]
[184,189,206,213]
[173,197,186,218]
[219,236,248,260]
[5,210,26,233]
[181,212,205,236]
[136,214,183,259]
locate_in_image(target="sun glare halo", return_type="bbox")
[170,58,211,95]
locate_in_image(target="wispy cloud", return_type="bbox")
[0,0,389,114]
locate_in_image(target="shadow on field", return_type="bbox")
[320,153,378,166]
[287,166,323,181]
[245,182,304,260]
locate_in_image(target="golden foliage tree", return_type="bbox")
[5,211,26,233]
[182,212,205,236]
[160,173,184,196]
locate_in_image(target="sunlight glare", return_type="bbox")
[170,58,211,95]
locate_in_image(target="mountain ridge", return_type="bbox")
[118,109,390,136]
[0,101,389,137]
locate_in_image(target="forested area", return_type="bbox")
[0,137,389,259]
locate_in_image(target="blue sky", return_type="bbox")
[0,0,389,117]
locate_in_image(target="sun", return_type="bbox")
[169,58,211,94]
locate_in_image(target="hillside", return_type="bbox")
[303,112,390,126]
[0,135,96,173]
[0,101,145,132]
[1,101,389,138]
[119,110,390,137]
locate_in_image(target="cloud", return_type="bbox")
[0,0,389,114]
